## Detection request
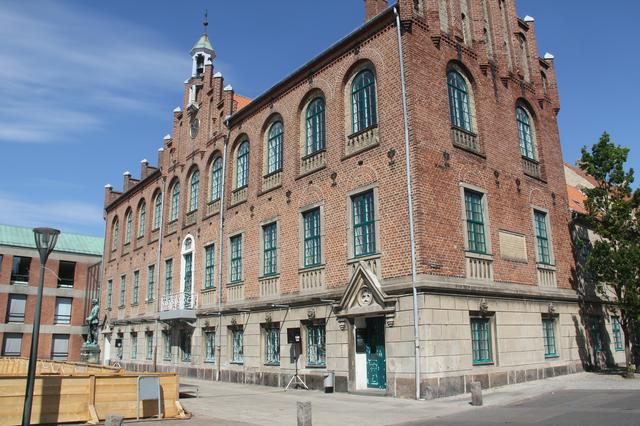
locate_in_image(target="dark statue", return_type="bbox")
[86,298,100,346]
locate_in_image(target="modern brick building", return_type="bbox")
[99,0,600,398]
[0,224,103,362]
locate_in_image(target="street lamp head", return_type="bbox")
[33,227,60,259]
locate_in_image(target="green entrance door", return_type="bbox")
[365,317,387,389]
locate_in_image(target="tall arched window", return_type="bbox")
[111,218,119,251]
[189,170,200,212]
[137,201,146,238]
[236,141,249,188]
[267,121,283,174]
[124,210,132,244]
[170,181,180,221]
[516,106,536,160]
[209,157,222,201]
[181,235,195,299]
[447,70,473,132]
[351,70,377,133]
[306,98,325,155]
[153,192,162,230]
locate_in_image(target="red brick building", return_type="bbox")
[100,0,588,398]
[0,225,103,362]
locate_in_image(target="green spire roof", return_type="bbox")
[0,224,103,256]
[191,34,214,53]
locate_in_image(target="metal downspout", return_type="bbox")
[216,119,232,381]
[153,175,167,372]
[394,5,422,400]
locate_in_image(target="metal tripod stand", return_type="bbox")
[285,354,308,391]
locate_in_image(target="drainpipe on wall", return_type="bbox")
[215,118,232,381]
[394,5,422,400]
[153,175,167,372]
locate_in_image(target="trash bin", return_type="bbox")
[323,371,335,393]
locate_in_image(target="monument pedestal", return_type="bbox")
[80,344,101,364]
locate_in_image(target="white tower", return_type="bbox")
[190,11,215,78]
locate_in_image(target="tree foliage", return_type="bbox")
[580,132,640,372]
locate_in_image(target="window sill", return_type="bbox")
[347,253,381,264]
[537,263,556,270]
[230,361,244,365]
[299,264,325,273]
[264,362,280,367]
[201,287,216,293]
[163,357,172,362]
[204,360,216,364]
[465,251,494,261]
[545,354,560,359]
[10,281,28,286]
[305,364,327,369]
[228,281,244,287]
[145,299,155,304]
[472,362,494,367]
[259,274,280,281]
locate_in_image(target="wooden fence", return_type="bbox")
[0,358,188,425]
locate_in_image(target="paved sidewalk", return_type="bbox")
[129,372,640,426]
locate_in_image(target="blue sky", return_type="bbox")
[0,1,637,237]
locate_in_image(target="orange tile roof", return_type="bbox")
[234,95,252,111]
[567,184,588,214]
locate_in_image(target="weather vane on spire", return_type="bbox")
[203,9,208,35]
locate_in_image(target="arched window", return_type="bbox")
[209,157,222,201]
[516,106,536,160]
[236,141,249,188]
[189,170,200,212]
[181,235,195,298]
[306,98,325,155]
[137,201,146,238]
[351,70,377,133]
[170,181,180,221]
[111,218,119,251]
[153,192,162,230]
[447,70,473,132]
[124,210,133,245]
[267,121,283,174]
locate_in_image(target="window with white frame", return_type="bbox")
[54,297,72,325]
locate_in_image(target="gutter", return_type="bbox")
[394,5,422,401]
[215,117,232,381]
[153,176,167,372]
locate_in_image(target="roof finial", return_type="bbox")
[203,9,208,35]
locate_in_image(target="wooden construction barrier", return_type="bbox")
[0,358,188,425]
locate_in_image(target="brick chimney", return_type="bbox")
[364,0,388,22]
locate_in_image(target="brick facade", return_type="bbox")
[99,1,609,398]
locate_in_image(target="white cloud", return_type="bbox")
[0,1,189,144]
[0,191,104,234]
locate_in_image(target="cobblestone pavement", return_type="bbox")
[127,372,640,426]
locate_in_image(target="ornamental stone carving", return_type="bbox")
[357,288,373,306]
[338,318,347,331]
[307,308,316,320]
[479,298,490,315]
[265,312,273,324]
[548,303,556,315]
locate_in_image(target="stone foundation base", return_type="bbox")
[80,345,101,365]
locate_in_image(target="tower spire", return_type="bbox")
[203,9,208,35]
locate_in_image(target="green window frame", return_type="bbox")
[447,70,473,132]
[542,318,557,357]
[305,98,326,155]
[264,326,280,366]
[153,193,162,230]
[204,245,215,289]
[137,202,146,238]
[183,253,193,296]
[352,190,376,257]
[464,190,487,254]
[263,223,278,277]
[106,279,113,310]
[147,265,155,302]
[132,270,139,305]
[170,181,180,222]
[534,210,552,265]
[471,317,492,364]
[236,141,249,189]
[131,333,137,359]
[204,330,216,363]
[164,259,173,296]
[163,331,171,361]
[351,70,378,133]
[125,211,132,244]
[189,170,200,212]
[303,208,321,268]
[612,317,624,352]
[230,235,243,283]
[210,157,223,201]
[306,324,326,367]
[590,317,603,353]
[145,332,153,360]
[232,328,244,363]
[517,106,536,160]
[267,121,284,174]
[180,331,191,362]
[119,275,126,308]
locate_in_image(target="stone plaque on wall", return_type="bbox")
[499,231,528,263]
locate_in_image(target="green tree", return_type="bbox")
[580,132,640,376]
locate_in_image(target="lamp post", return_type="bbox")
[22,227,59,426]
